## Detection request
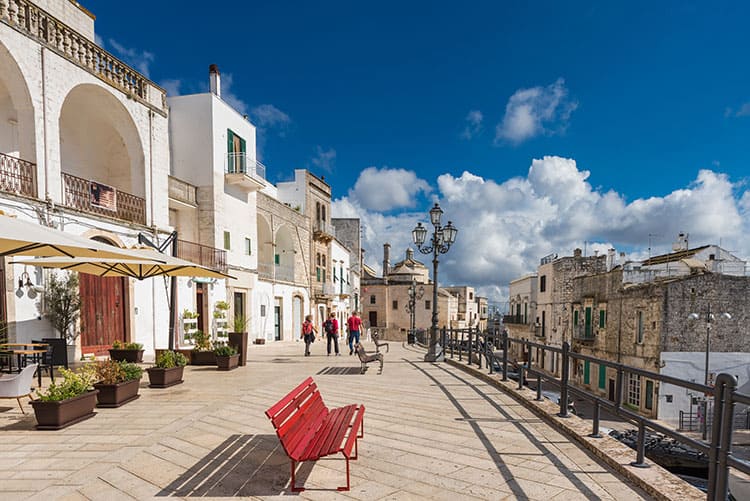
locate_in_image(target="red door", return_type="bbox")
[80,274,127,355]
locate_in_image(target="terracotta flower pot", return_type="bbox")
[93,378,141,408]
[216,354,240,371]
[108,349,144,363]
[146,366,184,388]
[30,390,99,430]
[190,350,217,366]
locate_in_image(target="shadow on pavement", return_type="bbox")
[157,434,303,497]
[316,366,363,375]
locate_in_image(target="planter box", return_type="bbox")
[228,331,248,366]
[108,349,144,363]
[146,366,184,388]
[30,390,99,430]
[216,354,240,371]
[93,378,141,408]
[190,350,216,366]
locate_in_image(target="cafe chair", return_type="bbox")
[31,341,55,386]
[0,363,37,414]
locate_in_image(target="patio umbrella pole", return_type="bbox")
[168,235,178,351]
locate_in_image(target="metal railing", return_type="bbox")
[61,171,146,225]
[502,314,528,324]
[257,262,295,283]
[0,152,36,198]
[441,327,750,501]
[0,0,166,114]
[226,153,266,180]
[313,220,336,238]
[175,239,227,272]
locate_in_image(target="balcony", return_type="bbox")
[225,153,266,192]
[61,172,146,225]
[313,220,336,241]
[0,152,36,198]
[313,283,336,298]
[168,176,198,208]
[175,239,227,273]
[0,0,166,115]
[572,325,596,343]
[503,315,528,325]
[258,262,295,283]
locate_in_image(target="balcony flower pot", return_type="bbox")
[108,349,144,363]
[146,366,184,388]
[216,353,240,371]
[93,378,141,408]
[30,390,99,430]
[228,331,248,366]
[190,350,216,366]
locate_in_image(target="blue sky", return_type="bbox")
[90,1,750,302]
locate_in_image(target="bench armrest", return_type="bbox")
[342,405,365,459]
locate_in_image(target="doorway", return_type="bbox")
[80,273,127,355]
[369,311,377,328]
[608,379,616,401]
[274,305,281,341]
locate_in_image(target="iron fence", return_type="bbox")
[441,327,750,501]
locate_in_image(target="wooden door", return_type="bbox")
[80,274,126,355]
[274,306,281,341]
[369,311,377,328]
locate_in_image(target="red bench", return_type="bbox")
[265,377,365,492]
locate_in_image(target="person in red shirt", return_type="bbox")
[323,312,340,356]
[301,314,317,356]
[347,311,362,355]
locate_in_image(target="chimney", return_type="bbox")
[406,248,414,261]
[209,64,221,97]
[607,248,616,271]
[383,243,391,277]
[619,252,626,266]
[573,248,582,258]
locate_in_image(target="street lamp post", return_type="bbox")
[412,203,458,362]
[688,304,732,440]
[405,278,424,344]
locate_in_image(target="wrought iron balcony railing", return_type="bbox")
[0,0,167,114]
[175,239,227,273]
[61,171,146,225]
[0,152,36,198]
[502,314,528,325]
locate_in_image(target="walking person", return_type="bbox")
[347,311,362,355]
[324,312,340,356]
[301,314,317,356]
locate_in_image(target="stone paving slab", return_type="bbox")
[0,341,650,500]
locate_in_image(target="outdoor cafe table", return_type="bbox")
[0,344,48,386]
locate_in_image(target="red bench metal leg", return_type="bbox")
[290,459,305,492]
[337,455,351,491]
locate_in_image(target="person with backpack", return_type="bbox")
[347,311,362,355]
[301,314,317,356]
[324,312,340,356]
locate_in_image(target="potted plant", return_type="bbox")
[92,359,143,408]
[214,343,240,371]
[43,271,82,366]
[229,313,250,365]
[146,350,187,388]
[108,340,145,363]
[30,366,98,430]
[189,330,216,365]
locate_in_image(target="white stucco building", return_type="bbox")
[0,0,171,357]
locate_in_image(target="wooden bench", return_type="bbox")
[265,377,365,492]
[355,342,383,374]
[371,330,389,353]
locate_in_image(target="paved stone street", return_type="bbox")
[0,341,650,500]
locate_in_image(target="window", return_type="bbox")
[645,380,654,410]
[392,300,398,310]
[223,231,231,250]
[260,305,266,317]
[333,267,337,282]
[226,129,246,173]
[598,364,606,389]
[584,307,592,338]
[316,253,321,266]
[274,254,280,265]
[628,373,641,407]
[245,238,252,255]
[583,360,590,385]
[425,300,431,310]
[540,275,546,292]
[370,295,376,304]
[636,311,644,344]
[599,309,606,328]
[469,292,473,300]
[573,310,579,326]
[316,267,321,281]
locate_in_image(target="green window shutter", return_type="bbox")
[227,129,234,154]
[585,307,592,338]
[245,238,252,255]
[223,231,231,250]
[274,254,280,265]
[239,136,246,153]
[599,309,606,328]
[573,310,578,326]
[583,360,590,385]
[598,364,606,389]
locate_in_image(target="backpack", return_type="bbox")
[324,319,336,335]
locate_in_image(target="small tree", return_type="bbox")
[44,272,82,344]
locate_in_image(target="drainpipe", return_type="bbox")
[41,47,49,200]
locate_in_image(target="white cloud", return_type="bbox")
[348,167,431,211]
[220,73,249,116]
[311,146,336,172]
[107,39,155,78]
[334,157,750,305]
[495,78,578,144]
[461,110,483,140]
[159,79,182,97]
[726,102,750,117]
[250,104,291,129]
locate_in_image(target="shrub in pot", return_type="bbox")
[146,350,188,388]
[189,330,216,366]
[229,313,249,366]
[31,366,98,430]
[92,359,143,408]
[109,340,145,363]
[214,343,240,371]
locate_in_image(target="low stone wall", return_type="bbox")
[445,357,704,501]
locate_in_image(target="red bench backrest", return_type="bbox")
[265,377,329,460]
